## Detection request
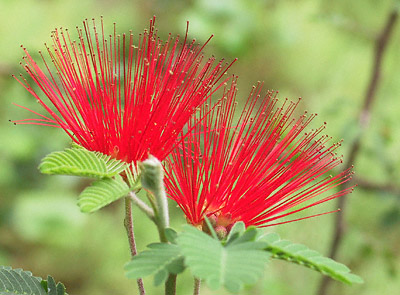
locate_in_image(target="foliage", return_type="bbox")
[177,225,270,293]
[0,266,65,295]
[125,243,184,286]
[77,175,133,213]
[125,223,362,293]
[38,147,139,213]
[260,232,364,285]
[39,147,127,178]
[0,266,45,295]
[41,276,66,295]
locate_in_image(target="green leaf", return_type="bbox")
[0,267,67,295]
[41,276,66,295]
[124,164,140,189]
[77,175,132,213]
[164,228,178,244]
[226,226,258,247]
[225,221,246,244]
[260,233,364,285]
[177,225,270,293]
[0,266,45,295]
[125,243,185,286]
[39,147,127,178]
[203,217,218,240]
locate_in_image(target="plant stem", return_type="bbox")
[193,278,201,295]
[140,156,170,231]
[140,156,177,295]
[129,191,155,221]
[316,7,399,295]
[165,274,177,295]
[124,196,146,295]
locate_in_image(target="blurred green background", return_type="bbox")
[1,0,400,294]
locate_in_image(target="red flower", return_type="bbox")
[13,17,234,164]
[165,80,354,228]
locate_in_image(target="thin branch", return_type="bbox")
[193,278,201,295]
[129,191,155,220]
[124,197,146,295]
[317,8,399,295]
[165,274,177,295]
[139,156,176,294]
[355,177,400,196]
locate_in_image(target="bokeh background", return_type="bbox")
[1,0,400,294]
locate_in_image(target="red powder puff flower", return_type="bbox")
[13,17,234,165]
[164,80,354,229]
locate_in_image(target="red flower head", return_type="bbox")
[165,80,354,229]
[13,17,234,165]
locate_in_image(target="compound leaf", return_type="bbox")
[39,147,127,178]
[77,175,131,213]
[0,267,66,295]
[225,221,246,245]
[125,243,184,286]
[41,276,66,295]
[260,233,363,285]
[177,225,270,293]
[0,266,45,295]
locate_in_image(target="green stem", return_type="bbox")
[129,191,155,221]
[124,197,146,295]
[157,219,168,243]
[151,172,169,231]
[193,278,201,295]
[140,156,170,230]
[140,156,176,295]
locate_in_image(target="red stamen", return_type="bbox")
[165,81,355,227]
[12,18,235,165]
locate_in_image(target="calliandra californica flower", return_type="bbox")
[12,17,234,165]
[164,80,355,230]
